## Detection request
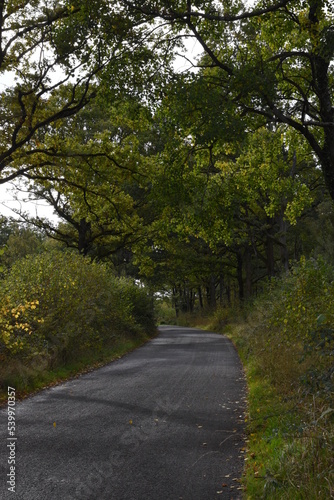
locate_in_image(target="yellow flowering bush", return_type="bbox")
[0,299,43,355]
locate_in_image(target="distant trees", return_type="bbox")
[0,219,43,270]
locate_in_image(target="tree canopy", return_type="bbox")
[1,0,334,307]
[119,0,334,197]
[0,0,173,185]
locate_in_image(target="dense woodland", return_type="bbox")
[1,0,334,306]
[0,1,333,497]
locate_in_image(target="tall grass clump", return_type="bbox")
[0,250,156,399]
[213,257,333,499]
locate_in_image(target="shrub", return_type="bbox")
[264,257,334,400]
[0,250,155,369]
[222,257,334,498]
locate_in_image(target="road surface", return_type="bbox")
[0,326,246,499]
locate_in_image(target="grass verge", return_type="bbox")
[211,310,333,499]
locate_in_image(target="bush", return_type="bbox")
[264,257,334,400]
[221,257,334,498]
[0,250,156,370]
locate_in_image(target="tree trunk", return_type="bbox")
[172,286,179,317]
[266,220,275,278]
[219,274,224,305]
[226,281,231,306]
[279,211,289,273]
[237,251,244,301]
[198,287,203,309]
[78,219,92,255]
[311,6,334,200]
[244,246,252,298]
[207,275,216,309]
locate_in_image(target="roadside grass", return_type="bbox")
[0,333,155,405]
[210,306,333,499]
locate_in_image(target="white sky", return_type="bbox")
[0,182,59,222]
[0,64,60,222]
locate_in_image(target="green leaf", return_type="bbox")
[316,314,327,326]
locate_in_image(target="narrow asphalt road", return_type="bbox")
[1,326,247,500]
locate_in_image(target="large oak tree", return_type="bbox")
[121,0,334,198]
[0,0,169,186]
